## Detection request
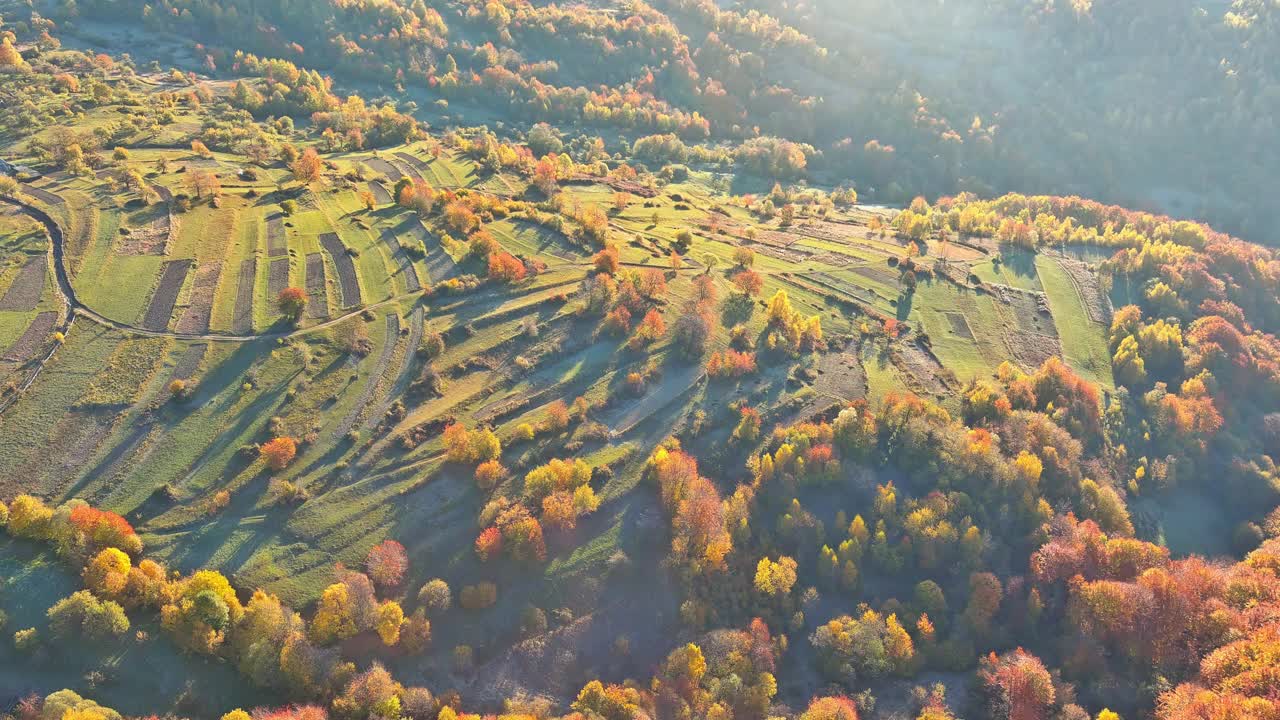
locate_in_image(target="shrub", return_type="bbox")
[47,591,130,640]
[454,644,475,672]
[7,494,53,540]
[707,350,757,378]
[475,527,503,561]
[593,247,620,275]
[475,460,507,490]
[459,582,498,610]
[418,579,451,614]
[260,437,297,471]
[487,251,527,283]
[13,627,38,652]
[400,609,432,653]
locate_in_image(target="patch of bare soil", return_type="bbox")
[175,261,221,333]
[992,284,1055,334]
[265,212,286,256]
[392,152,428,183]
[747,241,810,264]
[562,174,659,198]
[267,257,289,300]
[794,218,873,244]
[319,232,361,308]
[806,251,854,266]
[1006,330,1062,371]
[755,228,804,248]
[232,258,255,333]
[850,262,900,287]
[365,305,424,433]
[365,157,404,183]
[1,311,57,362]
[118,203,173,255]
[0,256,45,311]
[892,339,953,395]
[380,229,422,292]
[368,182,392,205]
[305,253,329,320]
[944,311,973,339]
[331,313,400,440]
[171,343,207,381]
[141,260,190,331]
[19,184,64,206]
[799,340,869,418]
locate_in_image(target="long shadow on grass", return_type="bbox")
[291,340,406,483]
[96,340,294,518]
[161,468,278,573]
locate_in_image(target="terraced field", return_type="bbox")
[0,96,1127,714]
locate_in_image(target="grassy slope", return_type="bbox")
[1036,255,1115,388]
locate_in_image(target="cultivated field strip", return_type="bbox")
[379,229,422,292]
[267,257,289,300]
[141,260,190,331]
[364,304,423,432]
[393,152,429,183]
[118,203,172,255]
[305,253,328,319]
[265,213,286,256]
[170,343,207,380]
[175,261,221,334]
[20,185,64,206]
[331,313,400,439]
[319,232,361,308]
[232,258,256,333]
[0,255,46,311]
[1,311,57,362]
[365,157,403,183]
[368,182,392,205]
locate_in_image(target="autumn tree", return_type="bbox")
[185,169,221,199]
[487,251,526,283]
[442,423,501,464]
[365,540,408,591]
[291,148,323,184]
[594,246,621,275]
[533,156,559,196]
[277,287,307,321]
[375,601,404,645]
[47,591,129,640]
[162,570,244,653]
[732,269,764,296]
[418,579,451,614]
[754,555,798,597]
[260,436,297,471]
[0,37,27,70]
[977,649,1056,720]
[800,696,860,720]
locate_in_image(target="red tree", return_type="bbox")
[365,540,409,591]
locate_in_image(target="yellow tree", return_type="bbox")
[375,600,404,645]
[753,556,798,597]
